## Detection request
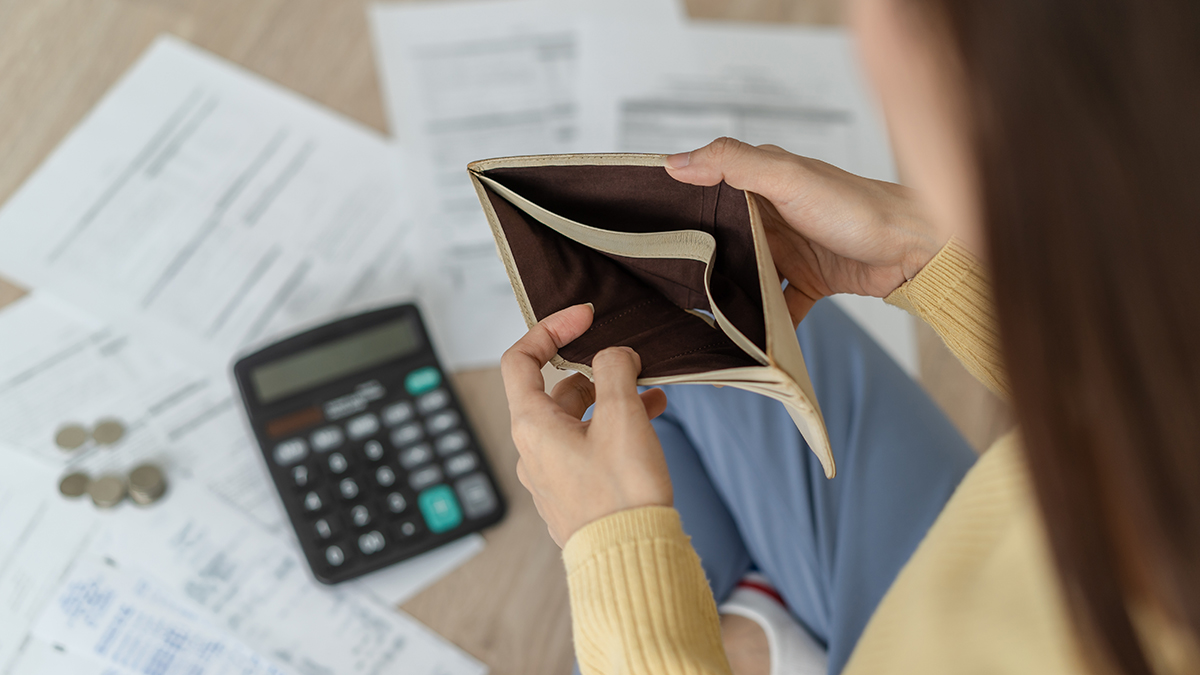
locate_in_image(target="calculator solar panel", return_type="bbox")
[233,304,506,584]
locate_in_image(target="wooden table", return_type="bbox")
[0,1,1007,672]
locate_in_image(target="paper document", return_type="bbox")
[0,448,100,672]
[98,481,487,675]
[369,0,685,368]
[32,559,288,675]
[0,35,419,371]
[580,22,917,374]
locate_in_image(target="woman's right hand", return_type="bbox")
[665,137,945,324]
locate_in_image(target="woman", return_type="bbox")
[501,0,1200,672]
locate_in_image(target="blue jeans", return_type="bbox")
[652,299,976,674]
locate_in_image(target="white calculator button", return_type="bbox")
[382,401,415,426]
[455,473,499,519]
[292,465,310,488]
[435,430,469,455]
[328,452,349,474]
[346,413,380,440]
[390,423,423,448]
[425,410,460,435]
[310,426,344,452]
[315,518,333,539]
[409,465,443,491]
[338,478,360,500]
[399,443,434,470]
[375,466,396,487]
[303,491,323,513]
[358,531,385,555]
[351,504,371,527]
[416,389,450,414]
[325,545,345,567]
[385,492,407,514]
[363,440,385,461]
[273,438,308,466]
[444,452,478,478]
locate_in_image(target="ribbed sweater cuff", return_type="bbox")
[885,239,1009,398]
[885,238,979,316]
[563,506,686,572]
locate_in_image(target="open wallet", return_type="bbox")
[468,153,834,478]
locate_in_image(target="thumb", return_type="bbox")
[591,346,648,420]
[664,137,806,208]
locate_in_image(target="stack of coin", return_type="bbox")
[127,463,167,505]
[56,462,168,509]
[86,475,126,509]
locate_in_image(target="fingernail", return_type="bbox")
[665,152,691,169]
[583,302,594,312]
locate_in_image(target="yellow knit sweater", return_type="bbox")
[562,240,1191,675]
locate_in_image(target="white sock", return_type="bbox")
[718,573,827,675]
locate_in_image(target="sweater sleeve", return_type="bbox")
[885,239,1010,398]
[563,506,732,675]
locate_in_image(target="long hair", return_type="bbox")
[911,0,1200,671]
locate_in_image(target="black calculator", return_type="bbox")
[233,304,506,584]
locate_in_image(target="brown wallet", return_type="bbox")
[468,153,834,477]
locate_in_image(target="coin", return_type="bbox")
[87,474,126,509]
[54,424,89,450]
[58,472,90,498]
[92,419,126,445]
[127,463,166,505]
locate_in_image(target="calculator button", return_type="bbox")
[327,452,349,474]
[314,517,339,540]
[382,401,415,427]
[273,438,308,466]
[435,430,469,455]
[418,485,463,533]
[399,443,434,470]
[375,466,396,487]
[338,477,360,500]
[405,366,443,396]
[292,465,311,489]
[363,439,385,462]
[443,452,478,478]
[455,473,499,519]
[390,423,423,448]
[302,490,325,514]
[416,389,451,414]
[310,426,344,452]
[425,410,460,436]
[346,413,380,440]
[358,530,386,555]
[384,491,408,515]
[409,465,443,491]
[391,518,423,542]
[350,504,372,527]
[325,545,346,567]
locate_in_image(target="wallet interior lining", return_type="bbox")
[479,164,768,378]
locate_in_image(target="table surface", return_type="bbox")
[0,1,1009,672]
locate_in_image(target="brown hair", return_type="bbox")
[913,0,1200,671]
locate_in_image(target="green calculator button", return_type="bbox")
[418,485,462,533]
[405,367,442,396]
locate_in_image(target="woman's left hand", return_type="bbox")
[501,303,673,547]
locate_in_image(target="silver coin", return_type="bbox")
[58,472,90,498]
[87,474,126,509]
[54,424,89,451]
[127,463,166,505]
[92,419,126,445]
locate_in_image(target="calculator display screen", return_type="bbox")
[251,318,421,404]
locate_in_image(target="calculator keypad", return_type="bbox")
[264,363,503,584]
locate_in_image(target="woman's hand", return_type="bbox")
[666,137,945,324]
[501,303,672,547]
